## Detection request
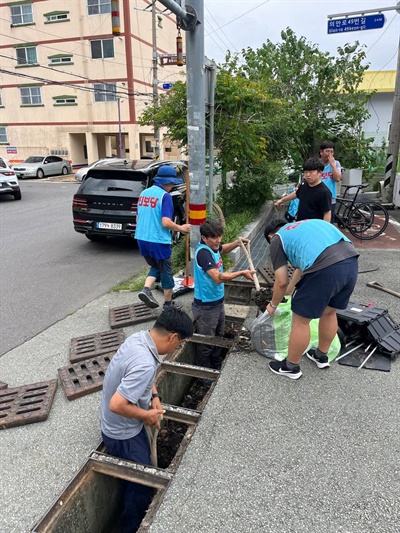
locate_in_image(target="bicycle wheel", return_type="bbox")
[348,203,389,240]
[334,199,349,228]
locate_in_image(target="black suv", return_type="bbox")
[72,160,187,242]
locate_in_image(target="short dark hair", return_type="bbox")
[200,219,224,238]
[320,141,335,151]
[154,307,193,339]
[303,157,324,172]
[264,218,287,243]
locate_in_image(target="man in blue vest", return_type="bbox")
[264,218,358,380]
[193,219,256,370]
[320,141,342,221]
[135,165,191,310]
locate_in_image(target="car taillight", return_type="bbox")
[130,201,137,212]
[73,196,88,208]
[2,171,15,177]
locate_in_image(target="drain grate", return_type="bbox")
[58,355,113,401]
[70,330,125,363]
[258,264,295,285]
[0,380,58,430]
[0,381,8,390]
[109,303,158,329]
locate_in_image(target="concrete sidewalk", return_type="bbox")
[1,215,400,532]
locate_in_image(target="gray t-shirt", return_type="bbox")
[100,330,162,440]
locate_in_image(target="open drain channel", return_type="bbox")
[32,318,244,533]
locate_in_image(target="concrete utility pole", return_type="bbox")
[328,2,400,204]
[152,2,160,159]
[205,58,217,214]
[157,0,205,251]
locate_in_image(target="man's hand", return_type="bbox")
[180,223,191,233]
[275,198,283,207]
[143,408,165,429]
[242,269,257,281]
[328,153,336,166]
[240,237,251,247]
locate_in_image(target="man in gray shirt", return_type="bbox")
[100,307,193,532]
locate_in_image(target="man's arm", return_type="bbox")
[323,210,331,222]
[162,217,190,233]
[109,391,165,429]
[266,265,289,315]
[275,190,297,207]
[221,237,250,255]
[206,267,256,285]
[329,155,341,182]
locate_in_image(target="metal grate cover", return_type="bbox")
[70,329,125,363]
[109,303,158,329]
[0,381,8,390]
[0,380,58,430]
[258,264,295,285]
[58,354,113,401]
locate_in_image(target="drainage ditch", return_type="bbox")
[32,303,252,533]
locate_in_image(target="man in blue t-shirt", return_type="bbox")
[135,165,191,310]
[193,219,256,370]
[263,218,358,380]
[320,140,342,220]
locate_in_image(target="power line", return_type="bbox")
[205,0,271,36]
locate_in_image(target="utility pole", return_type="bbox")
[152,2,160,159]
[328,2,400,204]
[157,0,204,251]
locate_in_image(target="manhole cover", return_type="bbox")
[58,354,113,401]
[70,330,125,363]
[109,303,158,329]
[0,380,58,430]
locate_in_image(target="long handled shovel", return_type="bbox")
[238,237,271,311]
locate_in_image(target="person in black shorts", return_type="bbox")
[276,157,332,222]
[263,218,359,380]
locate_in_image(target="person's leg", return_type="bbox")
[103,428,153,533]
[193,306,218,368]
[159,257,181,307]
[317,306,338,353]
[138,257,160,308]
[287,313,312,365]
[210,305,225,370]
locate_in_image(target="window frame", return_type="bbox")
[87,0,111,16]
[93,82,117,102]
[19,86,42,106]
[0,89,3,107]
[15,45,38,66]
[48,55,73,65]
[53,95,77,106]
[0,126,8,144]
[10,3,34,25]
[90,38,114,59]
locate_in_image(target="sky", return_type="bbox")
[203,0,400,72]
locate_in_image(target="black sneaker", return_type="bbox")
[269,359,302,380]
[163,300,183,310]
[306,349,330,369]
[138,288,159,308]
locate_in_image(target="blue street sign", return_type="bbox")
[328,14,385,34]
[162,83,173,90]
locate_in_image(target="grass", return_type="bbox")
[110,208,255,292]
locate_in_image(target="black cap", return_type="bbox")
[264,218,287,243]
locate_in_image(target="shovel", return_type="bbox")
[238,237,271,310]
[366,281,400,298]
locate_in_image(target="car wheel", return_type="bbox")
[171,213,182,245]
[62,166,68,175]
[36,169,44,179]
[85,234,107,242]
[14,190,22,200]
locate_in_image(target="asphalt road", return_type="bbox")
[0,180,144,356]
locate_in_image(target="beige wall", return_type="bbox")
[0,0,184,166]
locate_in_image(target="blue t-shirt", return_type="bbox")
[194,244,224,305]
[100,330,162,440]
[321,160,341,201]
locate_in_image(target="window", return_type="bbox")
[19,86,42,105]
[0,127,8,144]
[11,4,34,25]
[45,12,69,22]
[0,89,3,107]
[16,46,37,65]
[49,56,73,65]
[93,83,116,102]
[87,0,111,15]
[53,95,77,105]
[90,39,114,59]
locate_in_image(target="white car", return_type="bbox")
[74,157,132,182]
[0,157,21,200]
[12,155,72,179]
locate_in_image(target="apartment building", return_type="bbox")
[0,0,184,167]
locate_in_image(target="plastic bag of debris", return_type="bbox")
[251,297,341,361]
[251,299,292,360]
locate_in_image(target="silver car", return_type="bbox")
[12,155,72,179]
[74,157,132,182]
[0,157,21,200]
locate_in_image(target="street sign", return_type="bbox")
[159,54,186,66]
[328,14,385,34]
[162,83,173,90]
[6,147,17,154]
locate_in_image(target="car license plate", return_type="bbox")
[96,222,122,230]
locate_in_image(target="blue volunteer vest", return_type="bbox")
[276,219,351,271]
[135,185,171,244]
[194,243,224,303]
[321,163,337,199]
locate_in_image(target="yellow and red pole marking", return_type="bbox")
[189,203,206,225]
[112,0,120,35]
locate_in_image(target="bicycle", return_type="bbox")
[334,184,389,240]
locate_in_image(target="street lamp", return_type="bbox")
[117,96,123,158]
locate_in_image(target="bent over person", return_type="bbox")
[135,165,191,310]
[193,219,256,370]
[264,218,358,380]
[100,307,193,532]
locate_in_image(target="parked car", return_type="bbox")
[12,155,72,179]
[74,157,132,182]
[0,157,21,200]
[72,160,187,242]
